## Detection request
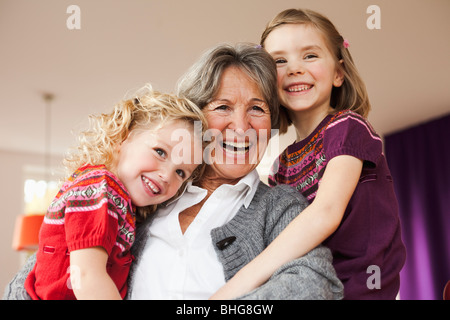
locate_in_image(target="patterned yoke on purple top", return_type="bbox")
[268,110,406,299]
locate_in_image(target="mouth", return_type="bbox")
[222,141,252,155]
[141,175,161,195]
[286,83,313,93]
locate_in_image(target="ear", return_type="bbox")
[117,130,134,151]
[333,59,345,87]
[115,137,127,153]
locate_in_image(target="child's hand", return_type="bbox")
[209,262,270,300]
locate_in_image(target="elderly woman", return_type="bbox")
[128,43,342,300]
[4,43,343,300]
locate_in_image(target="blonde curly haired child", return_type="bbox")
[25,85,207,300]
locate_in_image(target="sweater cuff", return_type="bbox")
[67,234,115,255]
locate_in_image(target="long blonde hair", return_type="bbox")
[64,85,208,222]
[260,8,371,134]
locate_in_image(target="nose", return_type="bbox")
[228,107,252,132]
[157,165,171,183]
[287,59,305,76]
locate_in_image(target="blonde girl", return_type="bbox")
[25,86,207,300]
[211,9,405,300]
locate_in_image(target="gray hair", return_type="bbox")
[176,43,279,129]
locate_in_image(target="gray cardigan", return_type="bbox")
[128,182,343,300]
[3,183,343,300]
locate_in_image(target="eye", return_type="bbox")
[155,148,167,158]
[175,169,186,179]
[274,58,287,64]
[304,53,318,60]
[215,105,230,111]
[251,105,265,113]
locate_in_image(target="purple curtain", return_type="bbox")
[385,113,450,300]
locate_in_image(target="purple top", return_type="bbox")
[269,110,406,299]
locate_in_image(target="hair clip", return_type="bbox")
[255,44,262,49]
[343,39,350,49]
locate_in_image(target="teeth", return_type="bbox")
[225,141,250,148]
[141,176,160,194]
[288,84,312,92]
[223,141,251,154]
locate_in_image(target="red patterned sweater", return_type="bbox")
[25,164,136,300]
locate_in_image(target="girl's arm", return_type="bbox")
[70,246,122,300]
[210,155,363,300]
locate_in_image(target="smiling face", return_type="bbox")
[264,24,344,121]
[113,119,201,207]
[202,66,272,181]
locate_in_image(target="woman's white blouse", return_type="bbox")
[129,170,260,300]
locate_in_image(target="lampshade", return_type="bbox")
[12,214,44,251]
